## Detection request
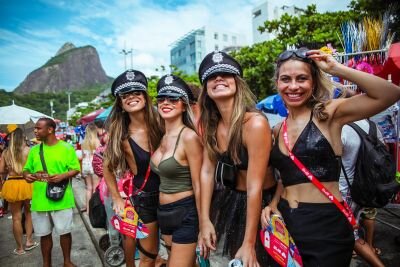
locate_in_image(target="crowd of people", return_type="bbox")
[1,48,400,267]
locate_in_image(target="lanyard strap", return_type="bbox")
[282,119,357,227]
[128,163,152,197]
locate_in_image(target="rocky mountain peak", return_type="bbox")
[56,42,76,56]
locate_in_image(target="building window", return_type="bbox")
[232,36,237,45]
[223,34,228,41]
[214,33,218,40]
[197,52,202,59]
[215,45,219,51]
[253,9,261,18]
[190,53,195,62]
[197,40,201,47]
[190,41,195,50]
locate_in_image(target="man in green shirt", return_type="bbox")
[24,118,80,267]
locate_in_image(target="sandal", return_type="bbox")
[25,241,39,251]
[12,249,26,255]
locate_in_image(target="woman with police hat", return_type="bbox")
[103,70,162,267]
[150,74,202,266]
[197,51,276,267]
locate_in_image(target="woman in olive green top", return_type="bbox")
[151,74,203,267]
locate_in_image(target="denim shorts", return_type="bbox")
[158,196,198,244]
[32,208,73,236]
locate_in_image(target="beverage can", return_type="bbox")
[196,246,210,267]
[228,258,243,267]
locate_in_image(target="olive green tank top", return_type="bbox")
[150,127,192,194]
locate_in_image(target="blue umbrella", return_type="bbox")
[256,94,288,117]
[95,106,112,122]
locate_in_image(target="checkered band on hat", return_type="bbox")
[158,86,189,101]
[114,81,147,96]
[201,63,241,83]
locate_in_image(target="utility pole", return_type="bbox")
[50,100,53,117]
[119,48,132,70]
[66,91,72,122]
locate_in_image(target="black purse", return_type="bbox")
[89,187,106,228]
[215,155,237,189]
[39,143,69,201]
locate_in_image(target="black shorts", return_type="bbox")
[278,198,354,267]
[157,196,198,244]
[130,191,159,224]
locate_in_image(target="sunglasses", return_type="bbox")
[156,96,182,104]
[119,91,143,99]
[277,48,310,63]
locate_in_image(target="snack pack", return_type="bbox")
[260,215,302,267]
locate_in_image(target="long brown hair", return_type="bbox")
[104,92,162,173]
[3,128,26,174]
[198,75,257,163]
[274,57,334,121]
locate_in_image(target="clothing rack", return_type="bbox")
[334,48,389,64]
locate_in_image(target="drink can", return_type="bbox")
[196,246,210,267]
[228,259,243,267]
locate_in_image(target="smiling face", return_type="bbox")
[157,96,185,120]
[119,91,146,113]
[276,59,314,108]
[206,73,237,101]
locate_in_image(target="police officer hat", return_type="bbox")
[198,51,242,84]
[111,69,148,97]
[156,74,194,103]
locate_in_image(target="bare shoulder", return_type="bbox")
[182,127,201,144]
[243,112,271,132]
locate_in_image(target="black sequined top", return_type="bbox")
[270,117,341,187]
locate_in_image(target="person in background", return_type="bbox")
[187,83,202,124]
[23,118,80,267]
[103,70,163,267]
[0,128,37,255]
[81,122,101,212]
[261,48,400,266]
[340,118,385,267]
[151,75,202,266]
[197,51,275,267]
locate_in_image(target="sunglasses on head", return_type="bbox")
[278,48,310,62]
[119,91,143,99]
[156,96,182,104]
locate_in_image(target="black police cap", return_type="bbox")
[156,74,194,103]
[198,51,242,84]
[111,69,148,97]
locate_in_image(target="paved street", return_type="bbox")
[1,177,399,267]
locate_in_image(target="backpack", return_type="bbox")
[343,120,396,208]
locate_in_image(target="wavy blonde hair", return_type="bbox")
[82,123,100,151]
[104,92,162,173]
[274,56,334,121]
[3,128,25,174]
[198,76,258,164]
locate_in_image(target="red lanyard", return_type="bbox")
[128,163,152,197]
[282,119,357,228]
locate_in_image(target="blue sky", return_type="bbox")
[0,0,351,92]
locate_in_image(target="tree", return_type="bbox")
[259,5,358,50]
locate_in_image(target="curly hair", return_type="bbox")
[198,75,258,164]
[274,56,334,121]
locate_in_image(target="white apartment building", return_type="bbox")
[170,26,246,75]
[252,1,304,44]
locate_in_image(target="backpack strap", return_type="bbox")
[341,161,352,189]
[348,120,378,144]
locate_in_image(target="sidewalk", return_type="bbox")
[0,180,102,266]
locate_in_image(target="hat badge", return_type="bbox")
[164,75,174,85]
[126,71,135,81]
[212,52,223,63]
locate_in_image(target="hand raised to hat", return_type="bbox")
[306,49,341,75]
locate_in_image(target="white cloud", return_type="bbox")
[1,0,352,91]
